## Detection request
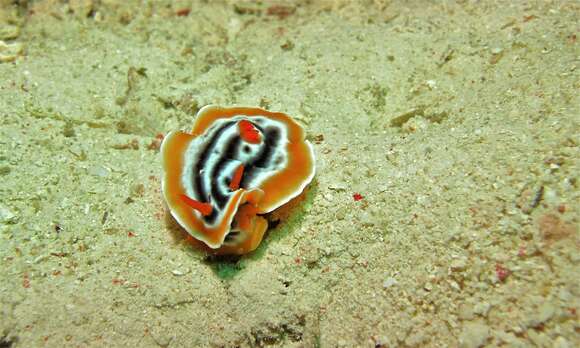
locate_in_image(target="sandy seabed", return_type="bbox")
[0,1,578,347]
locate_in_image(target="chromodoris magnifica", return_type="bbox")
[161,105,316,255]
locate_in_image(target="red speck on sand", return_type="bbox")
[148,133,164,151]
[495,264,510,282]
[176,8,191,16]
[23,274,30,288]
[353,193,364,201]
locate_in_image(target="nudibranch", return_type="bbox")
[161,105,315,255]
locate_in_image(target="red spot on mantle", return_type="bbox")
[353,193,364,201]
[238,120,261,144]
[229,164,245,191]
[179,194,213,216]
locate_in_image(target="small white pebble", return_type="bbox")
[88,165,110,177]
[329,183,347,191]
[172,269,189,276]
[0,204,17,224]
[383,277,398,289]
[448,280,461,291]
[450,259,467,272]
[473,302,491,317]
